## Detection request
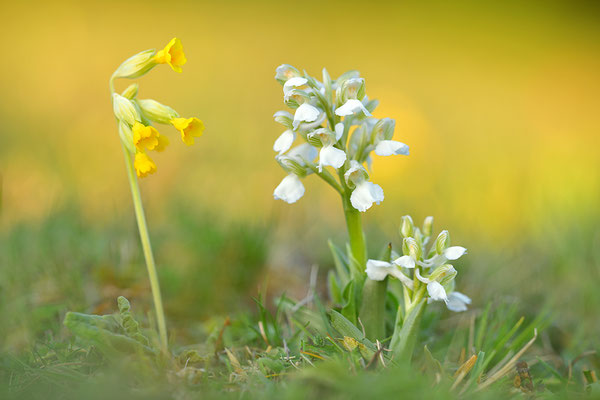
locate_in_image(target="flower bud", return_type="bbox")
[429,264,457,285]
[435,230,450,255]
[371,118,395,143]
[275,64,301,85]
[137,99,179,124]
[112,93,140,125]
[121,83,139,100]
[118,121,135,154]
[423,216,434,237]
[400,215,414,238]
[112,49,157,80]
[403,237,422,260]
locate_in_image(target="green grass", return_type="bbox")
[1,207,599,398]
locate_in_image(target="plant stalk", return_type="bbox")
[121,144,168,352]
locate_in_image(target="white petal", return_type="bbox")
[335,99,372,117]
[444,246,467,260]
[427,281,448,302]
[365,259,393,281]
[374,140,409,156]
[350,181,384,212]
[344,160,368,186]
[273,174,305,204]
[335,123,344,141]
[318,145,346,172]
[293,103,320,129]
[414,268,431,284]
[273,130,295,154]
[389,269,415,289]
[446,291,471,312]
[392,255,415,269]
[283,77,308,95]
[288,143,318,164]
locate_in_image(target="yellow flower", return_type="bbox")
[132,122,160,151]
[154,134,170,152]
[154,38,187,73]
[171,117,204,146]
[134,152,157,178]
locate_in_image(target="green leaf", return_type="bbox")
[328,310,376,359]
[341,280,357,325]
[390,298,426,362]
[328,240,350,286]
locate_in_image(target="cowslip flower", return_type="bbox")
[132,122,160,151]
[344,161,383,212]
[154,38,187,73]
[171,117,204,146]
[134,152,157,178]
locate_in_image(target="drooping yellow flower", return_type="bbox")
[134,152,157,178]
[154,134,170,152]
[132,122,160,151]
[171,117,204,146]
[154,38,187,73]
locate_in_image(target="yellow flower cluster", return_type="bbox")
[110,38,204,178]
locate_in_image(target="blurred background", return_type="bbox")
[1,0,599,351]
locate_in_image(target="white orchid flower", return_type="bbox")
[283,77,308,95]
[444,246,467,260]
[392,255,416,269]
[344,160,384,212]
[415,269,448,303]
[335,99,372,117]
[273,129,296,154]
[446,292,471,312]
[273,174,305,204]
[365,259,413,289]
[292,103,321,130]
[374,140,409,156]
[308,128,347,172]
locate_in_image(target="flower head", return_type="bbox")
[171,117,204,145]
[132,122,160,151]
[154,38,187,73]
[134,152,156,178]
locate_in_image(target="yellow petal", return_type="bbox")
[171,117,204,146]
[134,152,157,178]
[154,134,169,152]
[132,122,160,151]
[154,38,186,73]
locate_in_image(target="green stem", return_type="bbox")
[121,144,168,352]
[342,195,367,278]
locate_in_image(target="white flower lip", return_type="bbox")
[335,99,372,117]
[318,145,346,172]
[427,281,448,303]
[444,246,467,260]
[446,291,471,312]
[393,255,416,269]
[273,174,305,204]
[350,181,383,212]
[365,259,414,288]
[293,103,320,130]
[334,123,344,141]
[374,140,409,156]
[273,130,296,154]
[283,77,308,94]
[287,143,318,164]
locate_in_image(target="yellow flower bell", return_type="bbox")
[134,152,157,178]
[132,122,160,151]
[154,134,170,152]
[171,117,204,146]
[154,38,187,73]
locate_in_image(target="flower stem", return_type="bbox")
[342,195,367,279]
[121,144,168,352]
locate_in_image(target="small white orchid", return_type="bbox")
[335,99,372,117]
[273,174,305,204]
[273,129,295,154]
[293,103,321,130]
[273,144,318,203]
[344,160,384,212]
[365,259,413,289]
[374,140,409,156]
[415,269,448,303]
[308,128,347,172]
[446,292,472,312]
[283,76,308,95]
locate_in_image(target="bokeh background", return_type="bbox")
[1,0,599,350]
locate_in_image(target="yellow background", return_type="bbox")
[1,0,599,246]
